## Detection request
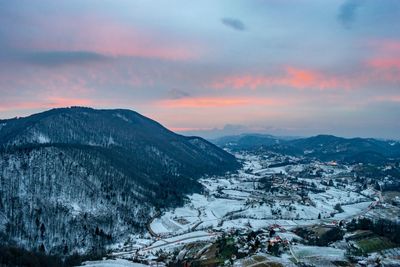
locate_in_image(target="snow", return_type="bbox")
[33,131,50,143]
[361,188,377,198]
[108,135,116,145]
[131,230,219,259]
[114,113,130,122]
[289,245,346,266]
[150,216,181,234]
[115,151,378,265]
[333,201,372,220]
[255,166,287,175]
[234,253,296,267]
[150,152,373,238]
[81,259,148,267]
[70,202,82,215]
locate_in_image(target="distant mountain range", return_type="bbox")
[213,133,400,164]
[0,107,238,255]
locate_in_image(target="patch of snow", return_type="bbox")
[70,202,82,215]
[33,131,50,143]
[81,259,148,267]
[114,113,130,122]
[108,135,116,146]
[293,245,345,258]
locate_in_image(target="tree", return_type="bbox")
[269,228,276,237]
[63,245,68,255]
[38,243,46,253]
[334,203,344,213]
[40,223,45,238]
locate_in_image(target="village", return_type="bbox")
[94,151,400,266]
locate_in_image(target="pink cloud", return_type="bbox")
[365,58,400,83]
[21,15,202,61]
[367,58,400,70]
[363,39,400,82]
[210,58,400,91]
[211,67,351,90]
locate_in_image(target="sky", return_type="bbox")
[0,0,399,139]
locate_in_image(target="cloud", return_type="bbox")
[172,124,281,139]
[0,97,92,111]
[211,62,400,91]
[23,51,109,66]
[367,58,400,70]
[157,96,289,108]
[372,95,400,103]
[221,17,246,31]
[211,67,352,90]
[337,0,364,29]
[6,15,202,61]
[166,89,191,99]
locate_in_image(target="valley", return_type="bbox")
[90,150,400,266]
[1,109,400,267]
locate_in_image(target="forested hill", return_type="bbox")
[213,133,400,164]
[0,107,239,255]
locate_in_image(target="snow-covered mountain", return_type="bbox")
[0,107,239,255]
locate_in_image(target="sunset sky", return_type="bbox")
[0,0,399,139]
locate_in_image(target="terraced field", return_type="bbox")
[356,236,397,253]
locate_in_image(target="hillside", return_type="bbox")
[286,135,400,163]
[0,107,239,255]
[213,134,400,164]
[212,134,282,150]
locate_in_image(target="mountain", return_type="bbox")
[212,134,285,150]
[214,133,400,164]
[0,107,239,255]
[285,135,400,163]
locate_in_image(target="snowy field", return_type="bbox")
[149,153,372,237]
[290,245,346,267]
[90,152,377,266]
[81,259,148,267]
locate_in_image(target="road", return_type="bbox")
[142,232,218,251]
[146,211,161,238]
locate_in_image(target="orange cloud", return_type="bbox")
[285,67,343,89]
[211,67,348,90]
[157,96,288,108]
[364,39,400,82]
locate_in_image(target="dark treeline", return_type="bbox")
[347,217,400,244]
[0,244,105,267]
